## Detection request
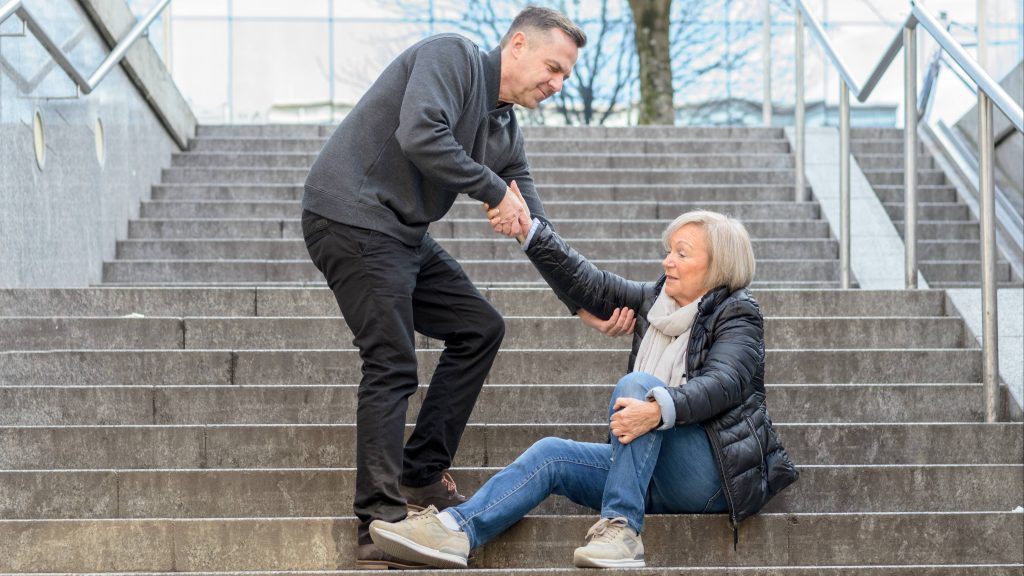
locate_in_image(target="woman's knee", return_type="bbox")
[613,372,663,400]
[522,436,572,460]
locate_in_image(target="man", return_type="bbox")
[300,6,586,569]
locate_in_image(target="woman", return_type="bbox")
[369,202,799,569]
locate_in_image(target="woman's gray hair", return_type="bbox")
[501,6,587,48]
[661,210,756,292]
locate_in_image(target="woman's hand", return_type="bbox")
[579,307,635,337]
[610,397,662,445]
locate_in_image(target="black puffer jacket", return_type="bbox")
[525,221,799,525]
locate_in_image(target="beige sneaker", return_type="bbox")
[369,505,470,569]
[572,517,645,568]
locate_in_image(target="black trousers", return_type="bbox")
[302,210,504,544]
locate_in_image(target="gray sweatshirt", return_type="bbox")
[302,34,547,246]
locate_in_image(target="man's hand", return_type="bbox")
[579,307,636,337]
[610,397,662,445]
[484,187,525,238]
[485,180,532,240]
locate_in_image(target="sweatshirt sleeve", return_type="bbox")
[498,126,549,226]
[394,38,507,208]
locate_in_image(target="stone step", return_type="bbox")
[875,185,958,204]
[189,137,328,153]
[850,140,928,154]
[0,316,968,352]
[3,423,1018,469]
[100,258,840,285]
[521,125,787,139]
[2,465,1019,519]
[895,221,980,241]
[882,202,971,222]
[854,155,936,171]
[151,183,812,203]
[126,218,831,240]
[0,288,950,318]
[862,170,947,186]
[919,240,986,261]
[0,349,982,386]
[928,280,1024,289]
[0,568,1013,576]
[526,138,794,154]
[171,152,798,171]
[0,383,988,425]
[919,261,1015,283]
[195,124,330,138]
[138,200,820,221]
[160,167,803,186]
[101,280,849,289]
[115,237,838,261]
[851,128,905,139]
[0,513,1019,571]
[188,136,796,155]
[102,256,841,288]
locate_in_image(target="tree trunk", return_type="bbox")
[628,0,675,125]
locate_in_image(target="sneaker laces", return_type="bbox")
[406,504,440,523]
[585,517,629,544]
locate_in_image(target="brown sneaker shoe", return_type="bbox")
[355,542,429,570]
[401,471,467,512]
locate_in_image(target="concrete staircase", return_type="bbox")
[0,124,1021,574]
[852,127,1022,288]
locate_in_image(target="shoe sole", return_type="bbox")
[572,554,646,569]
[369,525,468,569]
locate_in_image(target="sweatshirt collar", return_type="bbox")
[484,45,510,114]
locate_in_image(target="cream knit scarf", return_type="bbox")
[632,288,701,387]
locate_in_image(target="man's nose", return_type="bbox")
[550,75,564,93]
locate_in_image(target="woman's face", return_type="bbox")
[662,223,710,307]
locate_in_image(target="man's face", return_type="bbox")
[504,29,579,109]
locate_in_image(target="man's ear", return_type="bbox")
[509,30,528,58]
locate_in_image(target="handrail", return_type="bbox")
[793,0,1024,129]
[787,0,1022,422]
[911,4,1024,132]
[0,0,171,96]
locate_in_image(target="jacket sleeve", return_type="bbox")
[524,220,655,317]
[668,299,764,425]
[394,39,507,209]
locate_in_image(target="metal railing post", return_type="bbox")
[904,25,918,288]
[978,92,1001,422]
[795,7,806,202]
[762,0,772,126]
[839,81,851,289]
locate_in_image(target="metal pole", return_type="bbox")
[795,7,806,202]
[762,0,772,126]
[978,92,1001,422]
[904,25,918,289]
[839,81,851,289]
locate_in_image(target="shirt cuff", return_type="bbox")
[646,387,676,431]
[521,218,541,251]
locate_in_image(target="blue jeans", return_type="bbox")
[446,372,727,549]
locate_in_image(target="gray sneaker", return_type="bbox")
[369,505,470,569]
[572,517,645,568]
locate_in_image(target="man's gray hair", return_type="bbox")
[501,6,587,48]
[661,210,756,293]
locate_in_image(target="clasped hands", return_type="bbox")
[483,180,532,242]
